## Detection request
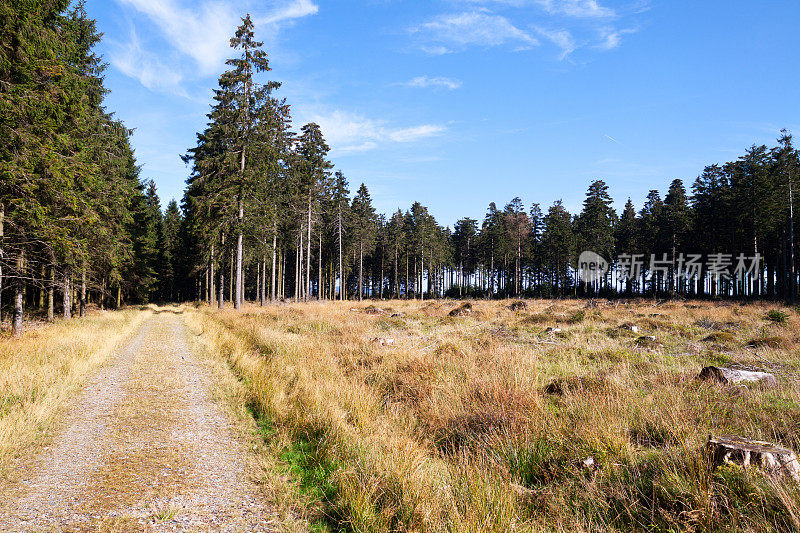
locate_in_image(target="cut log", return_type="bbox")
[706,436,800,482]
[699,366,777,387]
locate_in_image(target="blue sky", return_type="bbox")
[87,0,800,225]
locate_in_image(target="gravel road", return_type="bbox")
[0,309,275,532]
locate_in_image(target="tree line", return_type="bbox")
[179,16,798,308]
[0,1,177,335]
[2,10,798,336]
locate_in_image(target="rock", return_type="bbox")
[390,313,404,318]
[706,435,800,482]
[544,327,562,334]
[449,303,473,317]
[635,335,659,347]
[581,456,596,470]
[619,323,639,333]
[508,300,527,311]
[364,305,384,315]
[698,366,777,387]
[373,337,395,346]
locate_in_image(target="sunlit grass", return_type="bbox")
[0,308,148,477]
[192,299,800,531]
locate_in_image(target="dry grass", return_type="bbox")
[190,300,800,532]
[0,307,148,479]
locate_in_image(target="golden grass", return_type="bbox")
[0,307,148,478]
[192,300,800,532]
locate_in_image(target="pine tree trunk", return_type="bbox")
[116,283,121,309]
[48,266,55,321]
[261,254,266,305]
[219,234,225,309]
[229,250,234,303]
[210,243,216,307]
[235,196,243,310]
[318,231,322,300]
[271,222,277,302]
[64,268,72,319]
[394,247,398,298]
[306,196,312,302]
[358,241,364,301]
[420,245,425,302]
[338,208,343,301]
[80,263,86,317]
[12,251,23,336]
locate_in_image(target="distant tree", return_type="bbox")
[351,184,376,300]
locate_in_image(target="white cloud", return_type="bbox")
[412,11,538,51]
[533,27,576,59]
[113,0,318,91]
[597,27,637,50]
[398,76,463,90]
[306,110,445,153]
[534,0,614,18]
[110,28,186,95]
[455,0,615,18]
[258,0,318,24]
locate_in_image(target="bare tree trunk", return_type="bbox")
[12,251,23,335]
[338,207,343,301]
[48,266,55,321]
[318,231,322,300]
[229,250,234,304]
[420,245,425,302]
[393,247,398,298]
[64,268,72,319]
[358,241,363,301]
[306,196,312,301]
[116,283,121,309]
[235,196,243,310]
[219,234,225,309]
[271,221,277,302]
[261,254,266,305]
[210,243,216,307]
[80,262,86,317]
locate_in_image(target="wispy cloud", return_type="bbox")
[455,0,615,18]
[533,27,576,59]
[428,0,636,58]
[534,0,615,18]
[111,0,319,93]
[411,11,538,53]
[597,26,637,50]
[306,110,446,153]
[397,76,463,90]
[109,28,186,95]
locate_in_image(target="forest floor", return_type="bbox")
[0,307,275,532]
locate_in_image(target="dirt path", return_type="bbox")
[0,309,275,532]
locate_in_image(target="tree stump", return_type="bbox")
[706,436,800,482]
[699,366,777,387]
[449,303,473,317]
[508,300,527,311]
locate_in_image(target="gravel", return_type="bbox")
[0,311,275,532]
